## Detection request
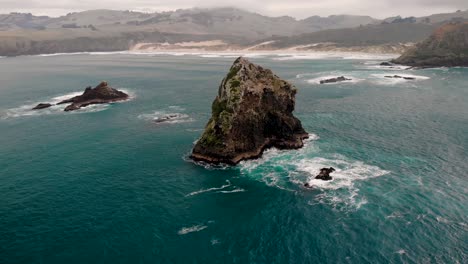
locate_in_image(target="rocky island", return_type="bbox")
[57,81,129,111]
[392,22,468,67]
[191,57,308,165]
[31,81,129,112]
[320,76,352,84]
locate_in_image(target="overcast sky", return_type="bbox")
[1,0,467,19]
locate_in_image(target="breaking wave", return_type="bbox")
[274,52,396,61]
[217,188,246,194]
[186,180,232,197]
[305,75,364,85]
[297,69,430,87]
[177,224,208,235]
[239,133,389,210]
[185,180,246,196]
[370,73,430,85]
[138,106,193,124]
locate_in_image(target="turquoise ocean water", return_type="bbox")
[0,53,466,263]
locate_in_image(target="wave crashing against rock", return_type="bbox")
[191,57,308,165]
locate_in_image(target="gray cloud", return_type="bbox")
[0,0,467,18]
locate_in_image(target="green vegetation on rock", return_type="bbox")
[212,98,228,118]
[226,65,241,81]
[198,119,223,147]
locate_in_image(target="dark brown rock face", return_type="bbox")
[57,81,129,111]
[191,57,308,165]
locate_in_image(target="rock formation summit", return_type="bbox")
[191,57,308,165]
[57,81,129,111]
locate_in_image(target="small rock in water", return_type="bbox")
[384,75,415,80]
[32,103,52,110]
[304,167,336,187]
[320,76,351,84]
[154,114,180,123]
[315,167,335,181]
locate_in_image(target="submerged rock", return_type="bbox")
[57,81,128,111]
[154,113,187,124]
[191,57,308,165]
[32,103,52,110]
[320,76,351,84]
[384,75,416,80]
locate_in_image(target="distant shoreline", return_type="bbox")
[1,48,400,60]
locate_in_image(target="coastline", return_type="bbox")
[3,48,400,60]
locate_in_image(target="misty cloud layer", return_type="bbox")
[1,0,467,18]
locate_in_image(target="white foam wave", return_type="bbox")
[138,107,193,124]
[306,75,363,85]
[1,88,133,120]
[186,180,231,197]
[274,52,396,61]
[217,188,246,194]
[239,133,389,210]
[26,50,402,63]
[395,249,407,255]
[304,133,320,142]
[297,70,367,85]
[177,225,208,235]
[370,73,430,85]
[300,156,389,190]
[300,156,389,210]
[34,51,134,57]
[1,91,93,119]
[362,64,412,70]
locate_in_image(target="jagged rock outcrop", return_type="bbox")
[392,22,468,67]
[57,81,128,111]
[191,57,308,165]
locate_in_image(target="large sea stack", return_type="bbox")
[57,81,129,111]
[191,57,308,165]
[392,22,468,67]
